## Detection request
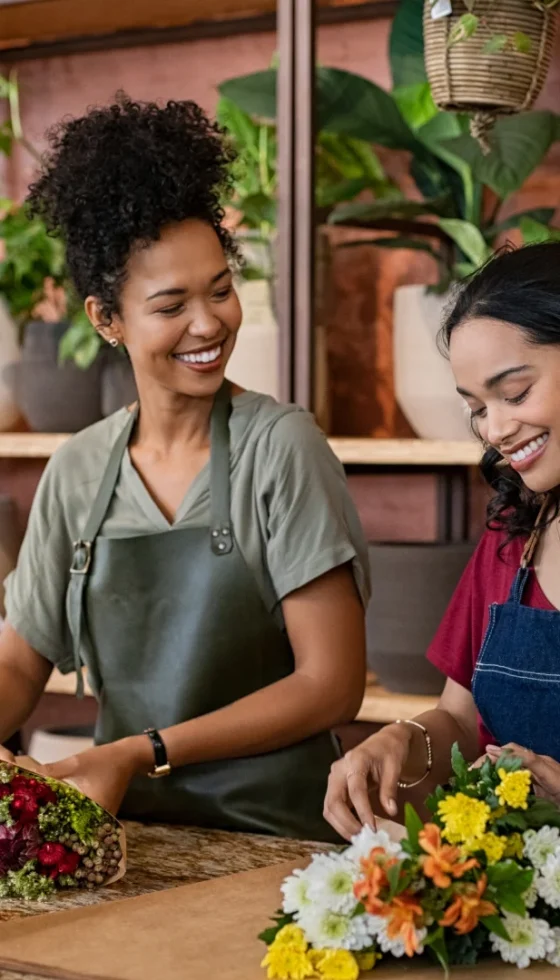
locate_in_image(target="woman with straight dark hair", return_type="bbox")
[323,242,560,839]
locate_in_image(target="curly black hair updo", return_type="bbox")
[439,242,560,545]
[26,93,238,323]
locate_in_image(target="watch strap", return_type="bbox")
[143,728,171,778]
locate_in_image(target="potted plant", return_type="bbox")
[220,0,560,439]
[0,73,137,433]
[423,0,559,150]
[216,86,398,424]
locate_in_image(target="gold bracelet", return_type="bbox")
[395,719,433,789]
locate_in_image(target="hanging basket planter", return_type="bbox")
[423,0,557,150]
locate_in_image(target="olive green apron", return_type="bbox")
[65,383,341,841]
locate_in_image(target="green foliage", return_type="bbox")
[39,778,111,846]
[0,795,14,825]
[404,802,424,852]
[485,862,534,915]
[0,201,66,327]
[0,860,55,901]
[258,910,295,946]
[58,309,102,370]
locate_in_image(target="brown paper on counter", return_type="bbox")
[5,759,126,885]
[0,858,555,980]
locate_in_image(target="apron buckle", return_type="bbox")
[70,540,92,575]
[210,526,233,555]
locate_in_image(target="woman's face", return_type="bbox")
[449,316,560,493]
[90,218,242,400]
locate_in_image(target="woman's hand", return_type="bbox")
[487,742,560,808]
[38,741,139,816]
[0,746,16,764]
[323,723,413,841]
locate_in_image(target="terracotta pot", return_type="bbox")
[11,321,103,432]
[393,284,472,440]
[366,541,475,695]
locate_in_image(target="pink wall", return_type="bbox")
[2,17,559,541]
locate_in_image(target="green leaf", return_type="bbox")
[443,111,560,199]
[492,810,529,832]
[498,891,527,916]
[486,862,534,914]
[483,34,508,53]
[329,193,451,225]
[439,218,492,267]
[389,0,426,88]
[453,261,478,279]
[519,216,560,245]
[393,82,439,130]
[513,31,532,53]
[387,862,402,900]
[405,802,426,851]
[316,177,370,209]
[525,798,560,829]
[481,915,510,941]
[485,207,556,239]
[258,912,295,945]
[448,13,479,46]
[450,742,469,781]
[425,927,449,975]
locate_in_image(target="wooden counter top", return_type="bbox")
[0,821,330,980]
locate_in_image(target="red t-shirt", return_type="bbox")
[427,528,555,750]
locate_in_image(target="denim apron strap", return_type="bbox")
[506,497,551,606]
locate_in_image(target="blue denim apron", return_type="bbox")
[472,501,560,760]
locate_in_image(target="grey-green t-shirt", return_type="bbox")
[5,391,371,673]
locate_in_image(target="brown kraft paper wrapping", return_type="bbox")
[0,854,556,980]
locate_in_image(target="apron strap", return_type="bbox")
[209,381,234,557]
[67,408,138,697]
[520,496,550,568]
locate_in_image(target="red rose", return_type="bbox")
[10,790,39,824]
[10,776,56,806]
[0,784,11,800]
[37,842,80,879]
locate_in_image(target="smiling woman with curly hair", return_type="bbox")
[0,94,369,840]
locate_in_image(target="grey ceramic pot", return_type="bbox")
[11,321,103,432]
[366,541,476,695]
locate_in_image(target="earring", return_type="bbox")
[108,338,118,348]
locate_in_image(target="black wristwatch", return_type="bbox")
[143,728,172,779]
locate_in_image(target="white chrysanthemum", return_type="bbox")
[297,906,372,951]
[523,827,560,871]
[523,881,539,910]
[547,927,560,967]
[536,853,560,909]
[281,867,313,915]
[490,913,555,970]
[366,915,426,958]
[304,853,360,915]
[345,825,406,864]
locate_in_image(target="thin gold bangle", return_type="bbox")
[395,719,433,789]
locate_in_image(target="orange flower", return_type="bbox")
[439,875,497,935]
[353,847,396,915]
[419,823,478,888]
[384,892,424,957]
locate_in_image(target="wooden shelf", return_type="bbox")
[357,683,438,724]
[45,668,438,725]
[0,432,481,466]
[0,0,390,55]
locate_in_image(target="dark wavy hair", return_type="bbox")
[440,242,560,543]
[26,92,238,323]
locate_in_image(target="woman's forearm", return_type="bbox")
[0,663,48,745]
[125,669,358,774]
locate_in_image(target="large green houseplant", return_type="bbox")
[218,0,560,438]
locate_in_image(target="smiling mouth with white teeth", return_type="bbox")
[507,432,549,471]
[174,343,222,365]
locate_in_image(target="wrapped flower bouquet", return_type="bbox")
[259,746,560,977]
[0,761,125,900]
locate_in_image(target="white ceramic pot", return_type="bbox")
[393,284,471,440]
[229,278,279,399]
[0,299,21,431]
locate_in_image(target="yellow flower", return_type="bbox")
[438,793,491,844]
[496,769,531,810]
[489,805,507,823]
[261,927,314,980]
[314,950,359,980]
[273,926,308,952]
[463,832,506,864]
[503,832,525,860]
[355,950,382,970]
[261,945,314,980]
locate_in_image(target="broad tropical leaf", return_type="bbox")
[389,0,426,88]
[443,111,560,199]
[393,82,438,130]
[439,218,492,267]
[329,194,452,224]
